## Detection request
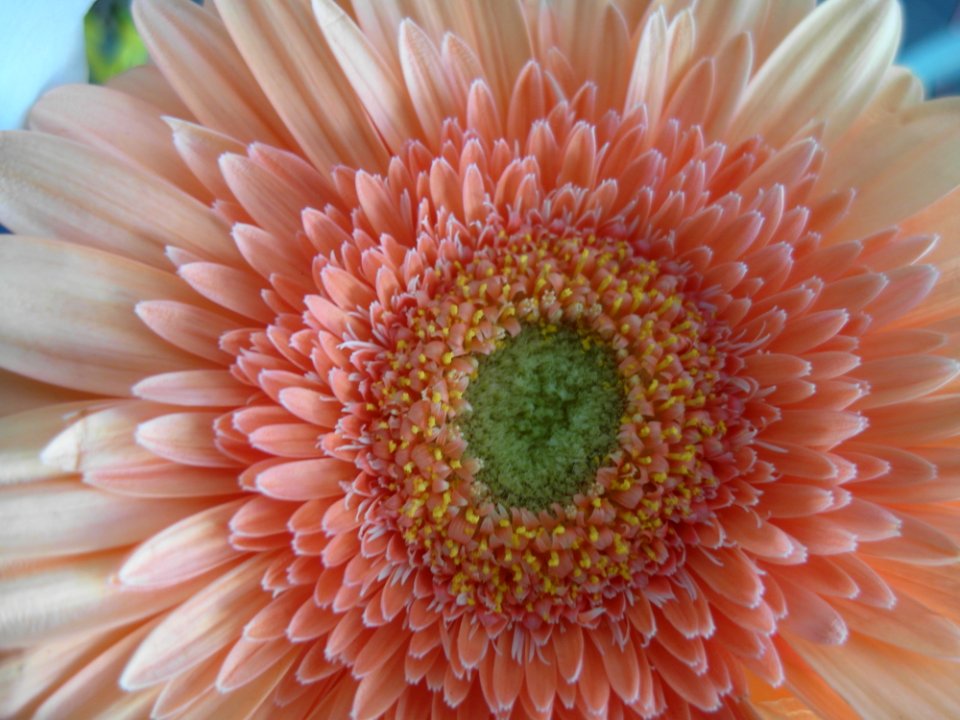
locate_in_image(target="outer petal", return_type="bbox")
[0,132,242,268]
[731,0,900,146]
[0,236,205,396]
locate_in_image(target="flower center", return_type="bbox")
[461,324,625,510]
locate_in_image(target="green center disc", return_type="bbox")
[461,324,626,510]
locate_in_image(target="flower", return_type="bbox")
[2,0,960,718]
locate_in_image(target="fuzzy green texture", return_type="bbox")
[461,325,625,510]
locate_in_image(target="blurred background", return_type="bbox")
[893,0,960,96]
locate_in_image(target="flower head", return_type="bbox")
[2,0,960,719]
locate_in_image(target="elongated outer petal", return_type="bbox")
[33,623,153,720]
[0,401,102,484]
[119,499,245,587]
[136,412,239,468]
[0,236,203,396]
[215,0,389,172]
[732,0,899,146]
[105,64,193,120]
[0,132,241,268]
[820,98,960,242]
[789,631,960,719]
[0,630,110,718]
[0,368,93,418]
[312,0,421,153]
[0,552,204,649]
[27,84,211,201]
[133,369,255,407]
[132,0,294,148]
[121,554,272,689]
[40,401,165,473]
[0,481,212,560]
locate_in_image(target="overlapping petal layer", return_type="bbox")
[2,1,960,719]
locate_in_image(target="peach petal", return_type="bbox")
[777,578,848,645]
[177,262,274,323]
[216,636,291,691]
[170,647,297,719]
[230,496,298,538]
[761,409,865,448]
[825,99,960,243]
[40,401,166,473]
[777,515,857,556]
[719,506,795,559]
[287,600,338,643]
[456,617,488,670]
[217,0,388,171]
[233,223,309,284]
[625,9,668,121]
[757,442,837,481]
[594,628,643,704]
[33,622,153,720]
[834,592,960,659]
[647,641,720,712]
[278,387,342,428]
[220,153,310,241]
[552,624,584,684]
[0,551,203,648]
[0,131,240,267]
[0,369,96,419]
[688,547,763,608]
[135,300,242,365]
[0,401,103,484]
[322,265,377,312]
[0,630,117,718]
[85,463,241,498]
[255,458,354,501]
[134,369,255,407]
[119,499,244,587]
[167,118,245,200]
[866,264,939,329]
[133,0,294,147]
[770,555,858,600]
[767,310,848,354]
[106,64,194,119]
[861,394,960,444]
[0,237,205,396]
[351,642,408,720]
[137,412,239,468]
[243,589,310,644]
[0,481,212,561]
[576,638,611,716]
[249,423,324,458]
[732,0,898,146]
[28,84,210,202]
[151,647,228,719]
[399,20,460,145]
[120,554,272,689]
[788,631,960,719]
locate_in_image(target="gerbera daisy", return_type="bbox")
[2,0,960,718]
